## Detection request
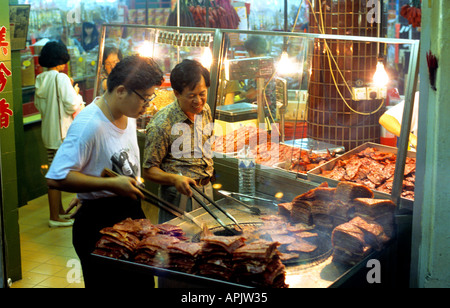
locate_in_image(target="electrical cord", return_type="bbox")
[308,0,385,116]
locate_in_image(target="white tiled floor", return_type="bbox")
[11,192,84,288]
[11,190,160,288]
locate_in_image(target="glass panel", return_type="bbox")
[97,24,419,203]
[213,32,315,177]
[211,30,418,202]
[96,25,216,129]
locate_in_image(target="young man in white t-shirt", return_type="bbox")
[46,55,164,287]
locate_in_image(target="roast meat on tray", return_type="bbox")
[93,180,396,285]
[320,147,416,200]
[277,181,395,265]
[93,218,288,288]
[212,126,335,174]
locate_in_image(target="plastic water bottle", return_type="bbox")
[238,146,255,200]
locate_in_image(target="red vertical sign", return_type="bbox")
[0,26,8,56]
[0,25,12,129]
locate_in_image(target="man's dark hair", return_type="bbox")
[39,41,70,68]
[244,36,267,56]
[170,59,210,94]
[107,55,164,93]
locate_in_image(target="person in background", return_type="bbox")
[233,36,277,121]
[80,22,99,53]
[99,45,122,95]
[143,59,214,223]
[45,55,164,287]
[34,41,85,228]
[240,36,270,102]
[379,91,419,149]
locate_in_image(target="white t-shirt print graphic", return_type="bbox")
[111,149,139,177]
[45,100,141,200]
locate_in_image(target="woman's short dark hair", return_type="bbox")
[38,41,70,68]
[107,55,164,93]
[102,45,123,63]
[170,59,210,94]
[82,22,99,38]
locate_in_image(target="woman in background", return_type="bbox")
[34,41,85,227]
[99,45,122,95]
[80,22,99,52]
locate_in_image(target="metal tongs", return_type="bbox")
[219,190,282,208]
[189,184,243,235]
[218,190,261,215]
[101,168,201,228]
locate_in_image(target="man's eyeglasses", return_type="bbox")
[132,89,157,105]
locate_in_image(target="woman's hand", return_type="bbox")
[74,83,80,95]
[65,196,81,219]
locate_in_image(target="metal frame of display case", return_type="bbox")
[92,25,420,287]
[95,24,420,210]
[94,24,219,96]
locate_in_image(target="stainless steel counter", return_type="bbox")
[130,139,404,288]
[160,175,374,288]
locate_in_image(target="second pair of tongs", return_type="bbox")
[189,184,243,235]
[101,168,201,228]
[218,190,261,215]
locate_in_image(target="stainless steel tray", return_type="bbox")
[216,103,257,116]
[216,103,257,122]
[273,161,308,179]
[307,142,415,211]
[282,138,345,154]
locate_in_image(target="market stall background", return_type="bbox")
[82,23,420,287]
[2,0,446,290]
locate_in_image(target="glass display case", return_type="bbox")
[96,24,419,210]
[94,24,419,288]
[95,24,217,127]
[211,29,419,212]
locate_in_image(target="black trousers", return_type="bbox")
[72,196,154,288]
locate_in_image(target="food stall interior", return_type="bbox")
[92,24,419,287]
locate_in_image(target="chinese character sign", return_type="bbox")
[0,26,9,56]
[0,25,12,129]
[0,98,13,128]
[0,62,12,92]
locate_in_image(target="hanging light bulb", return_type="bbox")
[277,51,291,74]
[277,51,301,76]
[373,59,389,87]
[137,41,154,58]
[200,47,213,69]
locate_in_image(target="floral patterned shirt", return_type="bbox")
[143,101,214,180]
